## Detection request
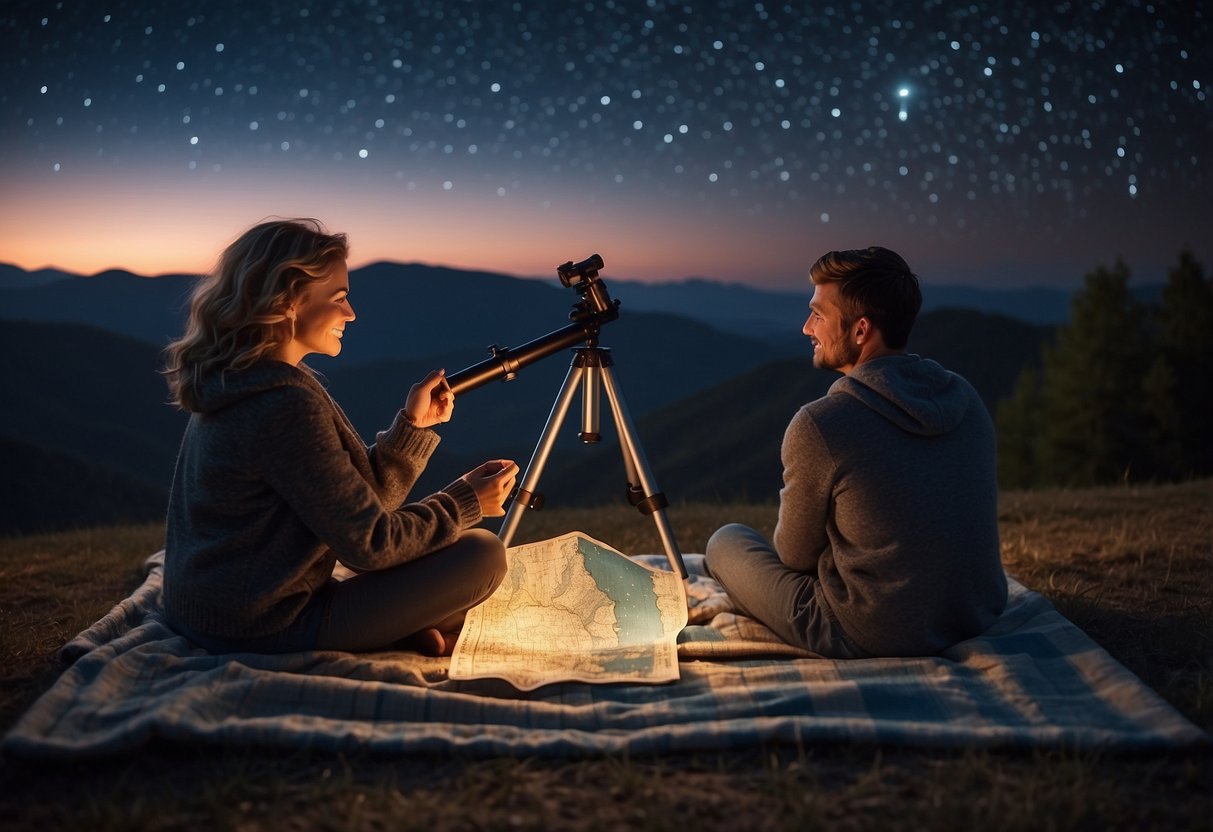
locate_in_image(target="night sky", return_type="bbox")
[2,1,1209,289]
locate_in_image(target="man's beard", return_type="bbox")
[813,334,860,371]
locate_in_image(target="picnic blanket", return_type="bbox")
[3,551,1206,759]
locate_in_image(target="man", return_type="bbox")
[705,247,1007,658]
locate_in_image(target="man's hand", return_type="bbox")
[463,459,519,517]
[405,369,454,428]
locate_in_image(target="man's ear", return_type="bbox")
[852,316,871,344]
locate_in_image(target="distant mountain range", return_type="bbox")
[2,259,1170,340]
[1,261,1053,533]
[607,276,1090,332]
[1,260,800,356]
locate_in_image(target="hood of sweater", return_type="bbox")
[191,361,320,414]
[827,354,972,437]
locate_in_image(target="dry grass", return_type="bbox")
[996,482,1213,729]
[1,481,1210,831]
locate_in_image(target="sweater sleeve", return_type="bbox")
[365,411,444,509]
[251,387,482,571]
[772,406,834,572]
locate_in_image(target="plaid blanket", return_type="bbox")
[3,551,1205,758]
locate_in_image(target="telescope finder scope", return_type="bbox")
[557,254,604,288]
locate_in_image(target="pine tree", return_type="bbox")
[1140,355,1183,479]
[1036,259,1152,486]
[995,366,1043,488]
[1155,250,1213,477]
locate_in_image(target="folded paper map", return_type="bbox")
[449,532,688,690]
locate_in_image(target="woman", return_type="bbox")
[161,218,517,656]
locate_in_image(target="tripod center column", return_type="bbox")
[576,347,610,444]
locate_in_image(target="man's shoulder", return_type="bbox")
[785,392,855,442]
[795,385,860,422]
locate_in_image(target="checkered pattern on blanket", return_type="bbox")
[3,552,1206,758]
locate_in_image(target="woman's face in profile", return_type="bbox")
[285,260,356,365]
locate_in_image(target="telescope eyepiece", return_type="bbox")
[557,254,604,288]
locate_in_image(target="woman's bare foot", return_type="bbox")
[438,630,460,656]
[402,628,446,657]
[400,628,461,657]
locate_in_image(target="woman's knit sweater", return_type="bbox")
[163,360,481,640]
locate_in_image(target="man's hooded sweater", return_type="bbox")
[774,354,1007,657]
[163,360,481,641]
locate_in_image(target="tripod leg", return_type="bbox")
[599,366,689,579]
[606,406,644,503]
[498,362,583,546]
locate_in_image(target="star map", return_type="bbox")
[1,1,1209,287]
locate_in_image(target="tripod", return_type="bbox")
[445,253,688,579]
[498,339,689,580]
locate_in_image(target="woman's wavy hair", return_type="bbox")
[809,246,922,349]
[163,218,348,411]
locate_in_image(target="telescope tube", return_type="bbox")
[447,320,597,395]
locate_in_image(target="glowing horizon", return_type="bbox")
[2,157,1198,289]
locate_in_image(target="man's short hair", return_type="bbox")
[809,247,922,349]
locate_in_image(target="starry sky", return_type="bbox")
[2,0,1209,290]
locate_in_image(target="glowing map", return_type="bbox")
[449,532,688,690]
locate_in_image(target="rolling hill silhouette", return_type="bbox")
[608,275,1079,332]
[0,263,74,290]
[0,436,169,536]
[0,320,186,492]
[0,321,184,534]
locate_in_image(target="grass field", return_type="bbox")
[1,481,1210,830]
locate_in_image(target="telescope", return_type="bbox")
[445,254,689,580]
